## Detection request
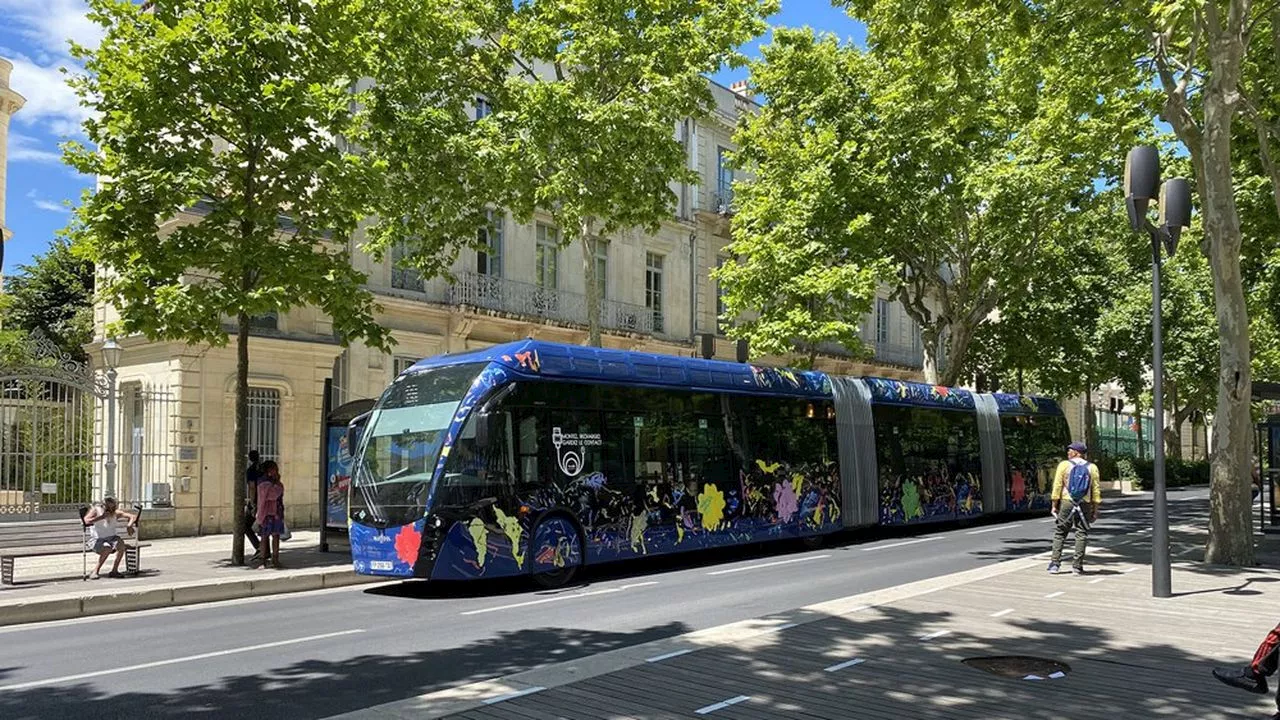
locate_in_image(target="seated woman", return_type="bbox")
[82,497,137,580]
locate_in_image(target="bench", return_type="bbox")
[0,518,150,585]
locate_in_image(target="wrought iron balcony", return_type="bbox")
[448,272,656,335]
[815,339,925,369]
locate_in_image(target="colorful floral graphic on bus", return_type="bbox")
[866,378,975,409]
[878,465,982,525]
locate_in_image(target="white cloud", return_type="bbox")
[0,0,102,58]
[8,132,64,164]
[6,55,91,137]
[26,189,71,214]
[33,199,71,214]
[1,0,97,138]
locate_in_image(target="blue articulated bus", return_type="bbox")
[347,340,1068,586]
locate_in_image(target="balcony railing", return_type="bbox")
[816,339,925,369]
[449,272,655,335]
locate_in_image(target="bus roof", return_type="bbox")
[407,339,831,398]
[405,339,1060,413]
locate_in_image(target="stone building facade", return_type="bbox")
[91,79,930,537]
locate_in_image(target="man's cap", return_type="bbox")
[1068,441,1088,454]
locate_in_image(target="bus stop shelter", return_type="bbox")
[1255,381,1280,534]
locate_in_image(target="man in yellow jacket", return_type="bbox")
[1047,441,1101,575]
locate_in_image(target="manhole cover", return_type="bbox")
[962,656,1071,681]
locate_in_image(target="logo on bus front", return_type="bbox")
[551,426,602,477]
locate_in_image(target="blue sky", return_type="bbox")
[0,1,865,277]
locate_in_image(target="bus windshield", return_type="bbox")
[349,363,484,528]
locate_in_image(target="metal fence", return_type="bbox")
[1093,409,1155,459]
[449,271,655,335]
[110,382,179,509]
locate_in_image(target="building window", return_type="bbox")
[536,223,559,289]
[330,352,348,408]
[249,312,278,331]
[875,298,889,344]
[478,211,503,278]
[393,356,418,379]
[716,147,734,208]
[391,243,424,292]
[716,256,729,335]
[475,96,492,120]
[646,252,664,334]
[593,239,608,301]
[247,388,281,463]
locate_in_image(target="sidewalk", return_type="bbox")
[0,529,377,626]
[338,505,1280,719]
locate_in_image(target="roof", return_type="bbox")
[407,340,1062,414]
[408,339,831,398]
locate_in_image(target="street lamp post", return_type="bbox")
[1124,146,1192,599]
[101,338,122,499]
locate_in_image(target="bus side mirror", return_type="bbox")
[348,412,371,454]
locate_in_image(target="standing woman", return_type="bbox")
[255,461,285,569]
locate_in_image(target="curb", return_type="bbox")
[326,550,1053,720]
[0,567,381,627]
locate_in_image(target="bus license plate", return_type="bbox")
[370,561,393,571]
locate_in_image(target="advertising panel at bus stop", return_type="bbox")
[326,426,353,530]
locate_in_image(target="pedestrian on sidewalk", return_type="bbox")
[83,498,137,580]
[255,460,285,570]
[1047,441,1101,575]
[245,449,266,563]
[1214,625,1280,719]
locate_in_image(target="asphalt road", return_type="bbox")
[0,489,1211,720]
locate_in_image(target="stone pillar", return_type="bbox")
[0,57,28,281]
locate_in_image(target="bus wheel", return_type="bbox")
[531,515,583,589]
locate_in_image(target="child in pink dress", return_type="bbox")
[255,461,285,569]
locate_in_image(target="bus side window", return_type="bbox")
[515,409,541,489]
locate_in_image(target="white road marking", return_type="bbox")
[0,581,401,635]
[483,687,546,705]
[990,608,1015,618]
[1088,578,1105,584]
[862,537,938,552]
[919,630,951,641]
[646,649,693,663]
[967,524,1022,535]
[696,695,751,714]
[706,555,831,576]
[824,658,867,672]
[1045,591,1065,599]
[770,623,799,632]
[0,629,365,691]
[1123,567,1138,574]
[460,582,659,616]
[1041,518,1058,523]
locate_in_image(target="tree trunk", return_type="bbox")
[1084,385,1098,450]
[1201,33,1254,565]
[920,326,942,384]
[232,306,250,565]
[939,320,976,387]
[581,218,602,348]
[1166,381,1183,460]
[1134,397,1145,461]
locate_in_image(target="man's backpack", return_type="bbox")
[1066,459,1093,502]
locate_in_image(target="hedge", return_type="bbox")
[1124,457,1210,490]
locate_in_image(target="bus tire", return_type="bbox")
[530,514,583,589]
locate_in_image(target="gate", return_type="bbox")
[0,329,108,521]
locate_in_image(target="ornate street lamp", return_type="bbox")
[101,337,122,498]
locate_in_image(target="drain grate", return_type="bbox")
[962,656,1071,681]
